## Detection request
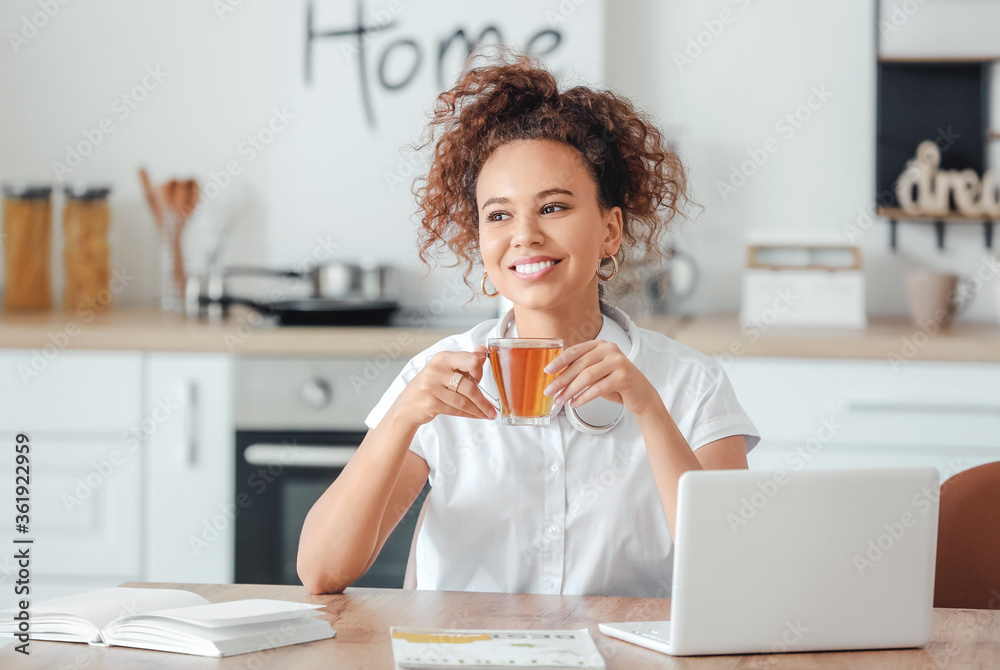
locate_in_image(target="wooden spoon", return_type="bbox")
[165,179,181,218]
[138,167,165,233]
[181,179,199,220]
[169,178,200,296]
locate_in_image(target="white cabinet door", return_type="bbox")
[725,358,1000,478]
[0,350,143,610]
[0,434,141,577]
[0,350,142,432]
[144,353,234,584]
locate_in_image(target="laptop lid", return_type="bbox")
[665,467,939,656]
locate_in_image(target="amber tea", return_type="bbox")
[487,338,563,425]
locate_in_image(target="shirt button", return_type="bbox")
[545,580,555,590]
[550,463,559,473]
[547,524,559,536]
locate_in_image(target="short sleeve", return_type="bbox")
[686,371,760,454]
[641,329,761,456]
[364,359,427,461]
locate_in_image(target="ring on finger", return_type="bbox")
[446,370,463,393]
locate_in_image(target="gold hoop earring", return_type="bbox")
[597,255,619,281]
[481,272,499,297]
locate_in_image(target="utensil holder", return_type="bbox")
[159,210,184,312]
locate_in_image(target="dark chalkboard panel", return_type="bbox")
[875,62,989,209]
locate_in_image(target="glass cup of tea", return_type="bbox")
[475,338,563,425]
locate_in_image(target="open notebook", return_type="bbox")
[0,587,335,657]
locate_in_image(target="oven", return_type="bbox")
[233,356,427,588]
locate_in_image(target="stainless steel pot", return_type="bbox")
[309,263,360,299]
[309,261,393,301]
[187,261,395,321]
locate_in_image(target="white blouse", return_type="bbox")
[365,303,760,597]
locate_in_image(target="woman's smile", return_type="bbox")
[510,257,562,280]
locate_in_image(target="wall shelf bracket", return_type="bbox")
[883,209,995,252]
[934,220,946,250]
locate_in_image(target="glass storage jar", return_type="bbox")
[63,185,112,312]
[2,184,53,311]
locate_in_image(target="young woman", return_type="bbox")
[298,55,759,598]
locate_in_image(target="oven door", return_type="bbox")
[234,429,428,588]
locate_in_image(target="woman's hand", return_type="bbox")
[542,340,663,418]
[389,346,496,429]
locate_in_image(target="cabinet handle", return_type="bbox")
[243,444,356,468]
[187,381,199,467]
[845,400,1000,415]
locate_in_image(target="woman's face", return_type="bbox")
[476,139,622,312]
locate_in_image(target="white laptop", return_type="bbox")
[600,467,939,656]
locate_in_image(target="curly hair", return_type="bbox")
[413,51,686,292]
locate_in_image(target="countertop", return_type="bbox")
[3,581,999,668]
[0,306,998,361]
[665,313,1000,363]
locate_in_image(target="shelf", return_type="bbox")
[875,207,996,251]
[877,55,1000,63]
[876,207,994,223]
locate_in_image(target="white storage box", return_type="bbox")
[740,243,866,329]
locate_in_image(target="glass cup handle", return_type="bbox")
[464,373,501,413]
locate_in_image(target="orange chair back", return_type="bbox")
[934,461,1000,609]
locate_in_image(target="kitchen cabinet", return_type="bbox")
[0,351,144,606]
[0,350,235,609]
[727,358,1000,478]
[144,353,234,584]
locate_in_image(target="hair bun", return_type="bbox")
[456,58,561,123]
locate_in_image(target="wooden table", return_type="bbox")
[3,582,999,668]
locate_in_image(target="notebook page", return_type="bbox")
[2,587,208,631]
[103,614,335,657]
[114,599,324,628]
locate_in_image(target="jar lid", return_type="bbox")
[3,183,52,199]
[64,184,112,200]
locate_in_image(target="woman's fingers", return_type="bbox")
[468,345,489,382]
[458,373,498,418]
[436,401,485,421]
[427,350,496,420]
[447,350,496,418]
[554,360,613,406]
[543,340,599,376]
[544,344,608,398]
[437,349,489,379]
[436,380,495,419]
[565,378,622,408]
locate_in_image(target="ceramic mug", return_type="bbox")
[905,270,968,327]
